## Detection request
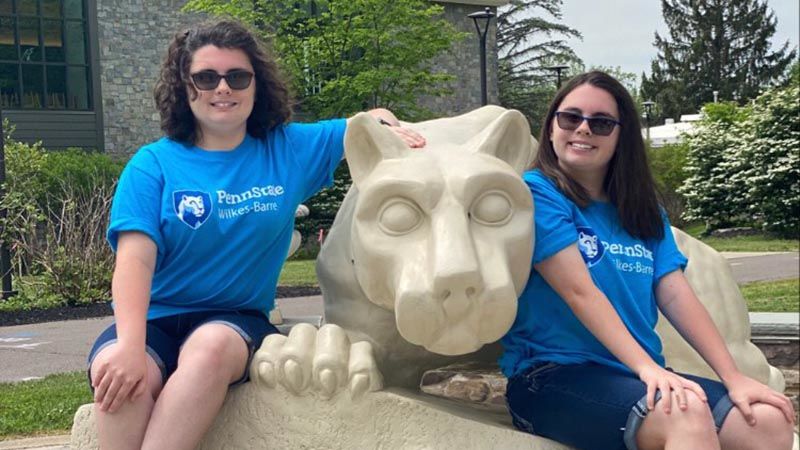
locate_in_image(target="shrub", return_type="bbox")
[648,142,689,226]
[679,82,799,238]
[1,121,123,305]
[736,84,800,237]
[679,103,750,231]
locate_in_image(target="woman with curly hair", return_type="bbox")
[86,19,424,449]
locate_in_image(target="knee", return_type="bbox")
[178,327,248,380]
[747,403,795,449]
[658,391,717,435]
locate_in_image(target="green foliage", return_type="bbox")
[648,142,689,226]
[641,0,796,122]
[0,371,92,438]
[184,0,466,120]
[497,0,581,136]
[1,123,122,306]
[734,83,800,236]
[679,79,799,237]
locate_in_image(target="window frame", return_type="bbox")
[0,0,93,110]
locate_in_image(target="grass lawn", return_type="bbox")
[741,278,800,313]
[278,259,318,286]
[0,371,91,439]
[683,223,799,252]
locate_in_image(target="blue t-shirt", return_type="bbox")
[500,169,687,377]
[107,119,347,320]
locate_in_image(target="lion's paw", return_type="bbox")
[250,323,383,400]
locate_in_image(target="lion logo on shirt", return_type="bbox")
[173,191,212,229]
[577,227,603,267]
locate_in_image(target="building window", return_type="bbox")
[0,0,90,110]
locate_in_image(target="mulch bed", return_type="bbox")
[0,286,321,327]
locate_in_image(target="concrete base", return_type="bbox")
[70,385,570,450]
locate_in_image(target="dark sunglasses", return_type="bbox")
[555,111,621,136]
[190,70,254,90]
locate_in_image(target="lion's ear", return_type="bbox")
[345,113,411,186]
[469,109,536,174]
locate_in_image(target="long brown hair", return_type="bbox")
[154,20,293,144]
[534,71,664,240]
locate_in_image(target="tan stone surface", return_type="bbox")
[70,385,571,450]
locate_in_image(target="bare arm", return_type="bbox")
[656,270,795,424]
[91,231,157,412]
[535,244,707,411]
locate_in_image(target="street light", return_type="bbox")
[468,7,494,106]
[642,100,655,143]
[0,108,15,300]
[545,65,570,88]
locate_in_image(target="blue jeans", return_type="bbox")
[506,362,734,450]
[87,309,279,388]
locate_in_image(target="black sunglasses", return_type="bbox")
[190,70,254,90]
[555,111,621,136]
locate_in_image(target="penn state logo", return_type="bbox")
[577,226,604,267]
[173,191,212,230]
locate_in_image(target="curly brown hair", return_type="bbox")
[154,20,293,144]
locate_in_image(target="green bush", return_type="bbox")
[679,80,799,238]
[648,142,689,226]
[1,120,123,305]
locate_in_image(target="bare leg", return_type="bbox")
[91,347,163,450]
[637,390,721,450]
[141,324,249,450]
[719,403,794,450]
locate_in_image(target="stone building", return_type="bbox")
[1,0,505,155]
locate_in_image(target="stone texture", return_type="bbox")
[415,4,500,116]
[71,386,571,450]
[420,361,507,407]
[96,0,204,155]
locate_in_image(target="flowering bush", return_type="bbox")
[679,82,799,237]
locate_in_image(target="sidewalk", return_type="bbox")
[0,435,69,450]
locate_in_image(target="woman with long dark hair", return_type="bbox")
[501,71,794,450]
[86,20,423,449]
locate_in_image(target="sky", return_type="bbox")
[558,0,799,81]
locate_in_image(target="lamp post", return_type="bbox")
[0,108,14,300]
[545,65,569,88]
[467,7,494,106]
[642,100,655,144]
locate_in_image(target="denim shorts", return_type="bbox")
[506,362,734,450]
[87,309,279,389]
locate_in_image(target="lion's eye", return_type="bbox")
[470,191,512,226]
[378,199,423,235]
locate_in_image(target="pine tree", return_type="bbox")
[641,0,796,122]
[496,0,581,136]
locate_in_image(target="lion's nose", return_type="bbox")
[433,266,482,320]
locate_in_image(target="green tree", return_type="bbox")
[641,0,796,122]
[496,0,581,136]
[184,0,465,120]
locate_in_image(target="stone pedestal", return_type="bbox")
[71,386,569,450]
